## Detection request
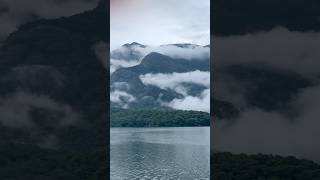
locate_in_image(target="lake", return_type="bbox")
[110,127,210,180]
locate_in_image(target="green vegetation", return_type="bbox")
[0,143,107,180]
[212,152,320,180]
[111,108,210,127]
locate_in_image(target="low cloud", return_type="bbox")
[167,88,210,113]
[0,92,79,129]
[0,92,80,148]
[112,43,209,60]
[110,43,210,111]
[110,58,140,74]
[215,85,320,161]
[110,44,210,73]
[143,44,210,60]
[213,27,320,161]
[110,90,135,109]
[140,70,209,95]
[214,27,320,76]
[140,71,210,112]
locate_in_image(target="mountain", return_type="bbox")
[110,42,209,63]
[111,42,146,62]
[110,41,313,119]
[110,44,210,110]
[0,0,108,179]
[0,1,108,151]
[110,43,241,118]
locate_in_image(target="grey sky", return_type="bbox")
[111,0,210,50]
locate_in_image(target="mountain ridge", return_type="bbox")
[110,46,210,110]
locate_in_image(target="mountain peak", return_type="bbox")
[143,52,168,59]
[139,52,174,68]
[122,42,146,48]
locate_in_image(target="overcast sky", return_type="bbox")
[110,0,210,50]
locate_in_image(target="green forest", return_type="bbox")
[111,108,210,127]
[0,143,107,180]
[4,144,320,180]
[212,152,320,180]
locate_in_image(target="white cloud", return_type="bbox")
[110,90,135,109]
[110,44,209,73]
[140,70,209,94]
[139,45,210,60]
[110,58,140,74]
[140,71,210,112]
[166,89,210,113]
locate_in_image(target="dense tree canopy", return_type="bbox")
[111,108,210,127]
[212,152,320,180]
[0,143,107,180]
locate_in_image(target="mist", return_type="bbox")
[213,27,320,161]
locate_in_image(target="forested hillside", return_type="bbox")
[111,108,210,127]
[212,152,320,180]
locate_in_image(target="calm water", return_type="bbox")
[110,127,210,180]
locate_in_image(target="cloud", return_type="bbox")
[214,85,320,161]
[0,0,98,37]
[110,58,140,74]
[110,44,210,73]
[111,43,210,60]
[110,90,135,109]
[140,70,210,112]
[213,27,320,160]
[213,27,320,161]
[141,45,210,60]
[167,89,210,112]
[214,27,320,76]
[0,92,79,129]
[0,91,80,149]
[111,82,130,91]
[140,70,209,95]
[111,0,210,48]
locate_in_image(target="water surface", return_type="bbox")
[110,127,210,179]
